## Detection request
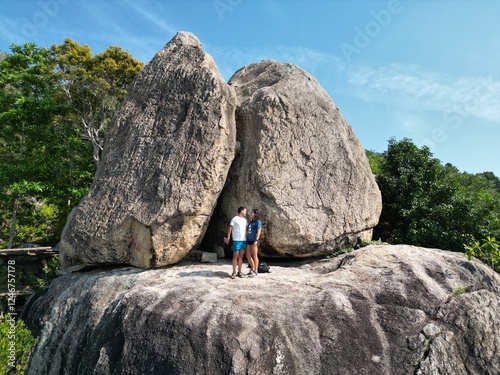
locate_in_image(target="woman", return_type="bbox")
[246,209,262,277]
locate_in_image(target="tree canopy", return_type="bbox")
[0,41,143,247]
[371,138,500,252]
[49,39,143,164]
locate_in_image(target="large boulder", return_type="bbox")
[23,245,500,375]
[205,60,382,257]
[59,32,236,268]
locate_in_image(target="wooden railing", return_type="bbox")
[0,247,55,256]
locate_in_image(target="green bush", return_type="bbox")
[373,138,500,252]
[0,314,37,374]
[16,256,60,293]
[464,236,500,272]
[1,256,60,295]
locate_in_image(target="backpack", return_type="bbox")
[258,262,270,273]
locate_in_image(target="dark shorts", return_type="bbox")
[246,240,259,245]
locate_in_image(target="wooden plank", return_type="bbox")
[0,246,53,252]
[0,247,55,256]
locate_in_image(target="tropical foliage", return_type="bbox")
[464,236,500,273]
[0,41,143,248]
[370,138,500,253]
[0,314,37,375]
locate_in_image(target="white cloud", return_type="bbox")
[202,45,500,126]
[342,63,500,124]
[122,0,178,36]
[206,44,340,81]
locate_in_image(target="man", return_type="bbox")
[225,206,247,279]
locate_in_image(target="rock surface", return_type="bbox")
[205,60,382,257]
[23,245,500,375]
[59,32,236,268]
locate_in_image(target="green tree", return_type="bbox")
[479,171,500,193]
[49,39,144,165]
[374,138,447,246]
[373,138,500,251]
[365,149,384,175]
[464,236,500,273]
[0,41,143,247]
[0,43,92,247]
[0,43,63,247]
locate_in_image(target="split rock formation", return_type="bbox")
[59,32,236,268]
[60,32,381,267]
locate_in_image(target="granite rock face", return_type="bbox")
[59,32,236,268]
[206,60,382,257]
[23,245,500,375]
[60,35,382,264]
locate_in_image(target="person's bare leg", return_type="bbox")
[252,244,259,274]
[246,245,254,274]
[238,250,245,275]
[231,251,238,277]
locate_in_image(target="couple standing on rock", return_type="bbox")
[224,207,262,279]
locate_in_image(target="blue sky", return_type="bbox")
[1,0,499,176]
